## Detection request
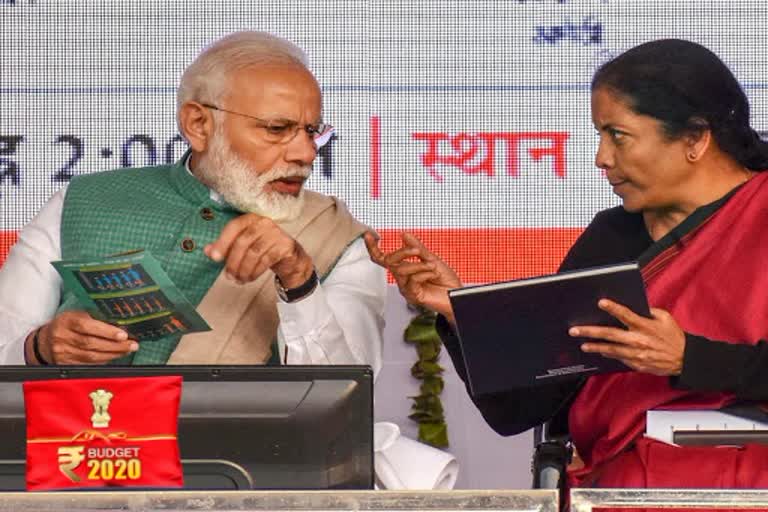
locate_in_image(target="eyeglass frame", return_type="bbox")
[200,103,334,147]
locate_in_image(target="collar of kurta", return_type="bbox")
[168,150,239,213]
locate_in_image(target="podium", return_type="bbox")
[0,490,558,512]
[571,489,768,512]
[0,366,374,490]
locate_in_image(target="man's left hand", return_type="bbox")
[204,214,313,287]
[568,299,686,376]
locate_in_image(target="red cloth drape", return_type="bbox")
[569,171,768,488]
[24,375,183,490]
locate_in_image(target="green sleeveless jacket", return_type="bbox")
[58,158,240,364]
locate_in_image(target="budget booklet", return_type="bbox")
[52,250,211,342]
[448,261,649,395]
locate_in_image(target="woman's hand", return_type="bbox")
[364,231,462,323]
[569,299,686,376]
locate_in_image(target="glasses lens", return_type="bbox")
[313,125,335,148]
[261,121,299,144]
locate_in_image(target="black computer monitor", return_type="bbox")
[0,365,373,490]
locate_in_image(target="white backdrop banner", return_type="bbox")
[2,0,767,282]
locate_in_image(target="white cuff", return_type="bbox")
[1,333,30,365]
[276,283,330,338]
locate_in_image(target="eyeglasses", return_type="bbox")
[201,103,334,148]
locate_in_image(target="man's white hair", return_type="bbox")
[176,31,309,130]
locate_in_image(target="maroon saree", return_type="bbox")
[568,171,768,488]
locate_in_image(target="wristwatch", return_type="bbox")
[275,269,319,303]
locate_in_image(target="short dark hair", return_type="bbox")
[592,39,768,171]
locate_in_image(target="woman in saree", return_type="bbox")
[366,39,768,487]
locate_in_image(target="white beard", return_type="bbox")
[194,127,310,222]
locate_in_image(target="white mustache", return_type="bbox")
[261,166,312,182]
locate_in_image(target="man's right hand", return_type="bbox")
[28,311,138,365]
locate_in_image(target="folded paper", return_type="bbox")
[373,421,458,490]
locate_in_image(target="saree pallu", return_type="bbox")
[569,171,768,488]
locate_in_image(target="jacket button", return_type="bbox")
[200,207,214,221]
[181,238,196,252]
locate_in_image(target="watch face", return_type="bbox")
[275,276,290,302]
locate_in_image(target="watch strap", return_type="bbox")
[276,269,319,303]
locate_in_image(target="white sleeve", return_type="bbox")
[276,237,386,378]
[0,186,66,364]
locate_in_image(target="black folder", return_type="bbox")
[448,262,650,395]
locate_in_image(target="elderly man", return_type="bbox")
[0,31,385,370]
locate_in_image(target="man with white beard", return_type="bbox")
[0,32,386,370]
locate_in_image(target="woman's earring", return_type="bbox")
[687,152,697,161]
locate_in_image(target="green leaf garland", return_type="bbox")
[403,308,449,448]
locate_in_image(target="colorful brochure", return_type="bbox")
[52,250,211,342]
